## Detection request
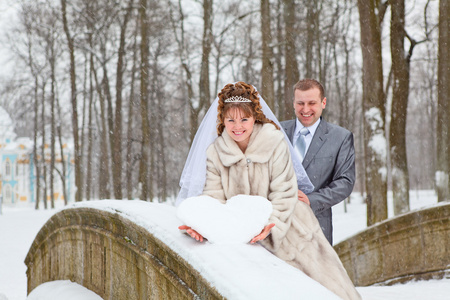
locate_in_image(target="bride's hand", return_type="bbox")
[178,225,204,242]
[250,223,275,244]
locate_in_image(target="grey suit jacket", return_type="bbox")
[281,118,355,245]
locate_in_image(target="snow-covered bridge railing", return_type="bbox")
[334,202,450,286]
[25,202,221,299]
[25,200,340,299]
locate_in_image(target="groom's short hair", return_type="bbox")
[293,79,325,100]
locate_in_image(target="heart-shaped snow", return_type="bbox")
[177,194,273,244]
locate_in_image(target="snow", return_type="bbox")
[435,171,449,190]
[367,133,387,161]
[176,194,272,244]
[27,281,102,300]
[364,107,383,131]
[66,199,340,299]
[0,107,16,142]
[364,107,387,165]
[0,190,449,300]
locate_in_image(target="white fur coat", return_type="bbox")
[203,123,361,300]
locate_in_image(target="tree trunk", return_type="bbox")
[41,84,48,209]
[260,0,275,109]
[25,25,42,209]
[61,0,82,202]
[33,76,41,209]
[274,0,284,118]
[126,27,139,200]
[170,0,195,146]
[49,42,56,209]
[86,50,94,201]
[80,55,88,201]
[357,0,388,225]
[91,56,111,199]
[138,0,151,201]
[436,0,450,202]
[195,0,213,142]
[112,0,134,200]
[390,0,410,215]
[56,119,68,205]
[150,47,166,201]
[103,65,115,195]
[283,0,299,120]
[304,0,318,78]
[99,86,111,200]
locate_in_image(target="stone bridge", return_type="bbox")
[25,200,450,298]
[334,201,450,286]
[24,200,339,299]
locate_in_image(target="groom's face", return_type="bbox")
[293,87,326,127]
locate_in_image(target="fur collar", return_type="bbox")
[214,123,285,167]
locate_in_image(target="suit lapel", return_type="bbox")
[282,120,296,144]
[303,119,328,170]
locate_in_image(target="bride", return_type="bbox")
[177,81,361,300]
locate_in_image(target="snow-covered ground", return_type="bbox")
[0,190,449,300]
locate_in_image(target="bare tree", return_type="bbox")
[357,0,388,225]
[389,0,410,215]
[274,0,285,118]
[41,82,48,209]
[436,0,449,202]
[138,0,151,200]
[169,0,195,147]
[150,43,168,201]
[261,0,275,109]
[56,111,68,205]
[111,0,135,200]
[126,24,140,200]
[60,0,82,202]
[88,28,111,199]
[85,51,94,201]
[390,0,433,214]
[304,0,319,78]
[283,0,299,120]
[20,4,43,209]
[197,0,213,140]
[32,76,42,209]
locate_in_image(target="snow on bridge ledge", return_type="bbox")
[25,200,340,300]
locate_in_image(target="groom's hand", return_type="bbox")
[178,225,204,242]
[298,190,310,206]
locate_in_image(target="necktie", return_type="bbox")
[295,127,310,159]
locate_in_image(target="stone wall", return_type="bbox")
[334,202,450,286]
[25,207,224,299]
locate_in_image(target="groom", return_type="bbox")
[281,79,355,245]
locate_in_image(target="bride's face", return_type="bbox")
[224,107,255,151]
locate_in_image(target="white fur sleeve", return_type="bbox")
[261,140,298,252]
[202,145,227,203]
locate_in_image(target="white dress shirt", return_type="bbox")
[293,118,321,156]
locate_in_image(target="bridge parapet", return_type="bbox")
[334,202,450,286]
[25,204,222,299]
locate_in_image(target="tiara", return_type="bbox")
[224,96,252,103]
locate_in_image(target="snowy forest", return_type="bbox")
[0,0,448,226]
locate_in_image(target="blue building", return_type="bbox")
[0,107,74,206]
